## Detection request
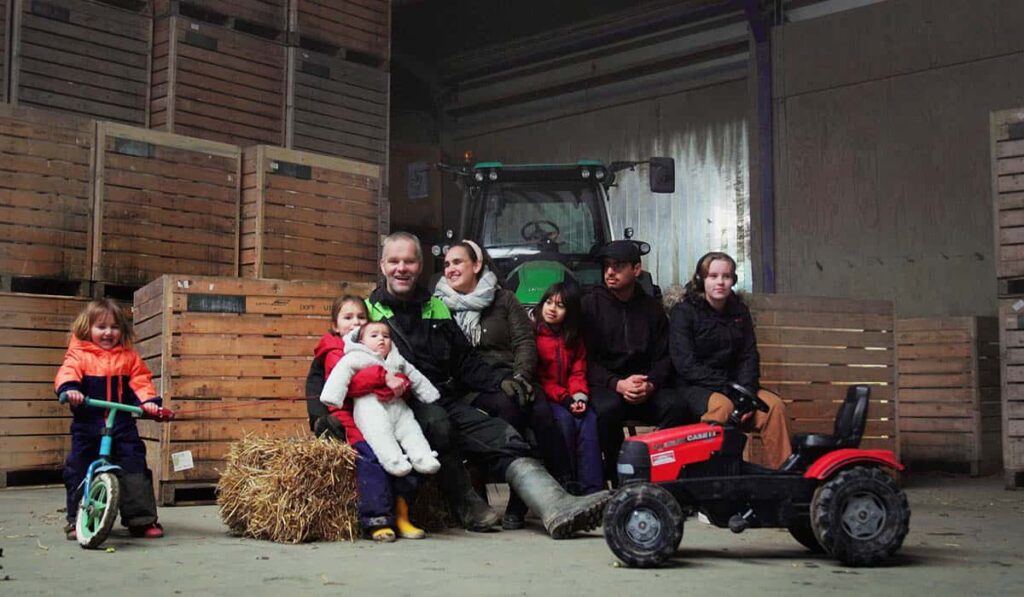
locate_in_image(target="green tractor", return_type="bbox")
[433,158,675,306]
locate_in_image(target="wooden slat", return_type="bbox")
[292,0,390,62]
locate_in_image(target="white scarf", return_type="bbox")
[434,269,498,346]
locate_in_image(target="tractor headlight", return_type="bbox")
[595,168,606,181]
[488,169,498,181]
[581,168,591,179]
[474,171,484,182]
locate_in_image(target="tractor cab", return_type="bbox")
[435,158,674,306]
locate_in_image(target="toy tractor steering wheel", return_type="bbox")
[725,382,770,425]
[520,220,561,242]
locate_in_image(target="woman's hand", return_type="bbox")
[66,390,85,406]
[385,372,410,397]
[501,374,534,407]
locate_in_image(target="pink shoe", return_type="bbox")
[129,522,164,538]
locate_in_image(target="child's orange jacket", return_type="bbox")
[55,337,160,424]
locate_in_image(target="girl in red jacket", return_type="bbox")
[535,283,604,495]
[55,298,163,540]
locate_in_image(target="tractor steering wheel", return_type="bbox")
[520,220,561,243]
[725,382,770,425]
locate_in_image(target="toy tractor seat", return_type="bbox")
[789,385,870,460]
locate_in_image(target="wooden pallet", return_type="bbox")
[289,0,390,66]
[7,0,150,125]
[286,46,388,167]
[133,275,374,504]
[743,295,899,465]
[155,0,287,35]
[241,145,380,282]
[897,317,1001,475]
[0,104,94,283]
[150,14,286,147]
[92,122,242,287]
[0,292,91,476]
[998,299,1024,488]
[992,108,1024,282]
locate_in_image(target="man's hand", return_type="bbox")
[616,375,649,404]
[385,372,410,397]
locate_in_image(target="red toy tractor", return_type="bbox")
[603,384,910,568]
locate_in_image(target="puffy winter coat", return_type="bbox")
[535,323,588,404]
[54,337,159,429]
[475,289,537,380]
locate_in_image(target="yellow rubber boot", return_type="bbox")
[371,527,396,543]
[395,496,425,539]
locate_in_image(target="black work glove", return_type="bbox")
[500,373,534,408]
[313,415,347,442]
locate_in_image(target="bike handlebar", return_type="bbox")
[58,392,175,422]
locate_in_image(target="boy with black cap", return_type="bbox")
[581,240,690,483]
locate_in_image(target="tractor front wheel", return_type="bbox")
[603,483,683,568]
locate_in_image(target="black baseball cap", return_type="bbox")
[592,240,651,264]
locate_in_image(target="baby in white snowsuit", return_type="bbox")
[320,322,441,477]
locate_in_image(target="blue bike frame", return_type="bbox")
[58,395,144,502]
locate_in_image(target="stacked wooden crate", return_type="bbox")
[92,122,241,289]
[7,0,151,125]
[745,295,899,464]
[0,105,93,290]
[992,108,1024,488]
[285,0,390,168]
[151,2,287,147]
[134,275,373,504]
[0,293,90,481]
[241,145,380,282]
[896,317,1001,475]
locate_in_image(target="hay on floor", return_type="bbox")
[217,435,359,543]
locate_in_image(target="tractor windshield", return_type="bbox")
[477,181,607,258]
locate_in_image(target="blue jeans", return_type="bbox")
[550,404,604,494]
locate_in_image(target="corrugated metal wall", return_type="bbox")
[442,12,754,290]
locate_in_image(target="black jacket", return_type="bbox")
[668,293,759,392]
[581,284,673,391]
[476,289,537,380]
[367,286,503,397]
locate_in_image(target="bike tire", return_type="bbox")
[76,472,120,549]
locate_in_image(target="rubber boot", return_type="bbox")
[395,496,425,539]
[437,454,499,532]
[502,491,528,530]
[505,458,611,539]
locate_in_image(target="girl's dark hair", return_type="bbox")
[537,282,582,349]
[447,240,496,281]
[330,294,367,327]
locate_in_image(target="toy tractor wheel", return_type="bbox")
[76,472,121,549]
[788,517,825,553]
[811,466,910,566]
[603,483,684,568]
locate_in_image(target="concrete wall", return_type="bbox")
[773,0,1024,317]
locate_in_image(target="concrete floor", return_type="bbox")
[0,473,1021,596]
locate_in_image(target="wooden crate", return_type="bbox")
[241,145,380,282]
[8,0,150,125]
[992,108,1024,284]
[92,122,241,287]
[132,275,374,504]
[0,293,91,476]
[150,15,286,147]
[285,46,388,166]
[155,0,287,33]
[744,295,899,464]
[0,104,93,284]
[998,299,1024,488]
[289,0,390,65]
[897,317,1001,475]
